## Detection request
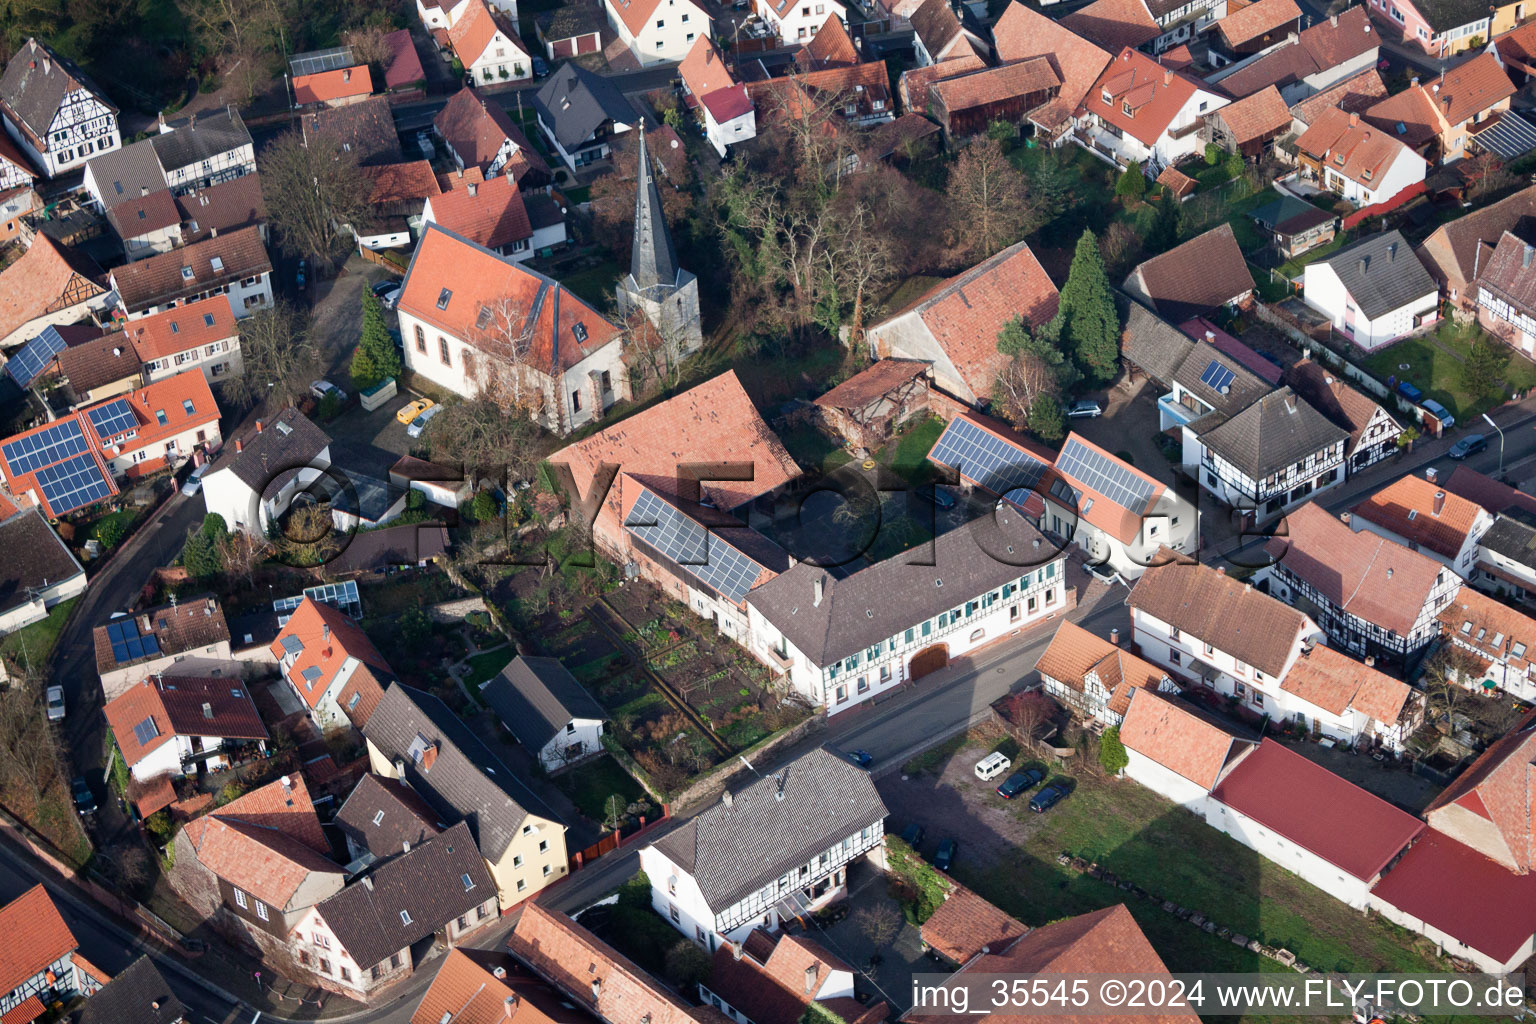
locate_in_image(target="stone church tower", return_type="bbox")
[615,127,703,359]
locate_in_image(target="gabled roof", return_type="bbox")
[1316,230,1437,319]
[929,58,1060,113]
[1444,465,1536,518]
[175,173,267,242]
[1119,688,1255,790]
[1362,82,1440,149]
[1052,431,1170,545]
[316,821,492,970]
[151,106,252,172]
[1351,471,1486,559]
[383,29,426,89]
[532,64,637,150]
[921,906,1197,1024]
[56,330,139,394]
[365,161,441,206]
[708,931,888,1024]
[269,597,393,727]
[814,358,929,411]
[1215,6,1376,97]
[910,0,981,63]
[650,747,887,908]
[426,173,531,250]
[0,885,75,995]
[510,903,719,1024]
[293,64,372,105]
[1036,620,1171,717]
[481,656,608,752]
[449,0,529,68]
[1289,68,1389,127]
[1215,0,1301,47]
[181,775,342,910]
[105,676,266,768]
[869,239,1057,403]
[991,2,1113,115]
[1198,386,1348,480]
[1249,193,1336,237]
[1438,587,1536,686]
[398,223,620,376]
[1408,0,1503,32]
[680,36,739,108]
[1061,0,1160,54]
[1279,642,1411,723]
[1423,712,1536,872]
[1284,358,1396,453]
[1129,550,1312,675]
[433,89,550,183]
[125,295,238,362]
[1120,301,1198,383]
[0,509,82,620]
[1296,108,1420,191]
[301,96,404,166]
[109,224,269,313]
[77,956,183,1024]
[1212,739,1423,880]
[1264,500,1451,637]
[798,14,860,69]
[1215,84,1291,144]
[1475,229,1536,314]
[363,683,550,860]
[93,594,230,674]
[87,141,168,208]
[1085,48,1216,148]
[919,884,1028,966]
[1127,224,1253,322]
[204,406,330,493]
[336,773,442,864]
[1418,183,1536,290]
[413,948,572,1024]
[0,39,116,147]
[0,234,104,343]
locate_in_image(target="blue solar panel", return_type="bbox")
[927,416,1050,498]
[1199,360,1236,394]
[4,327,67,388]
[86,398,138,442]
[36,452,115,513]
[1057,437,1159,513]
[1,420,90,475]
[625,489,766,602]
[105,618,162,664]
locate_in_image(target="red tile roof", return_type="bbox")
[992,2,1113,116]
[1289,68,1389,126]
[680,36,738,108]
[93,595,229,674]
[1215,84,1291,144]
[1266,501,1451,637]
[293,65,373,105]
[707,932,878,1024]
[426,173,532,250]
[813,358,929,411]
[1371,828,1536,965]
[1414,52,1515,132]
[929,58,1060,113]
[1037,621,1174,717]
[1085,48,1211,147]
[124,295,238,362]
[1279,642,1410,723]
[398,224,619,376]
[1130,224,1254,323]
[365,161,442,206]
[103,680,174,767]
[1156,164,1196,197]
[1443,465,1536,518]
[701,85,753,123]
[873,240,1058,403]
[1296,107,1418,191]
[449,0,529,67]
[1351,472,1487,560]
[0,235,104,343]
[1119,688,1252,789]
[1054,431,1168,544]
[1212,739,1423,880]
[384,29,426,90]
[433,89,550,183]
[1216,0,1300,46]
[106,676,267,768]
[797,14,860,69]
[270,597,392,727]
[412,949,519,1024]
[1438,588,1536,700]
[180,774,340,909]
[0,886,76,994]
[1061,0,1160,53]
[1,995,44,1024]
[919,884,1028,966]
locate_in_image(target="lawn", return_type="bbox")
[559,261,624,308]
[1361,321,1536,423]
[878,414,946,484]
[85,509,136,549]
[553,754,650,824]
[0,598,77,673]
[954,774,1443,978]
[778,422,852,473]
[1276,230,1352,278]
[462,647,514,689]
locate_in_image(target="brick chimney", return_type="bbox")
[421,743,438,771]
[1433,490,1446,516]
[235,437,243,452]
[322,622,332,658]
[255,419,264,433]
[1110,628,1120,646]
[1349,111,1360,126]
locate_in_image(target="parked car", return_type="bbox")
[45,686,64,721]
[1421,399,1456,430]
[916,483,957,509]
[296,258,308,292]
[1067,400,1102,418]
[996,767,1045,799]
[415,131,434,158]
[310,379,347,403]
[934,838,957,872]
[407,403,444,438]
[1030,780,1070,813]
[846,748,873,769]
[1086,561,1122,586]
[182,462,210,496]
[1397,381,1423,402]
[531,56,549,76]
[974,751,1012,781]
[397,397,436,425]
[371,279,402,298]
[71,777,96,816]
[900,822,925,848]
[1449,434,1487,460]
[380,284,403,310]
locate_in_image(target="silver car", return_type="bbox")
[45,686,65,721]
[407,403,444,438]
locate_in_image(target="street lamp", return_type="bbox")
[1482,412,1506,479]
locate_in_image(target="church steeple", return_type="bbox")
[629,125,680,295]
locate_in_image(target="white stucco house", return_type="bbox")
[103,675,268,782]
[480,656,608,772]
[1295,107,1426,208]
[1303,230,1439,350]
[0,509,85,638]
[605,0,710,63]
[756,0,848,46]
[200,408,333,536]
[1076,48,1229,171]
[450,0,533,86]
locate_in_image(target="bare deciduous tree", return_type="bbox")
[223,303,320,412]
[261,130,374,269]
[467,296,545,417]
[0,679,64,805]
[947,137,1036,261]
[342,25,392,67]
[428,398,545,484]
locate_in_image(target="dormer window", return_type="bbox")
[1362,168,1373,181]
[1122,101,1133,116]
[1102,89,1112,104]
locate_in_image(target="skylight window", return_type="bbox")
[437,288,452,310]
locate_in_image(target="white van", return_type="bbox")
[974,751,1012,781]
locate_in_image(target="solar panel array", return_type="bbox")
[87,398,138,442]
[2,420,89,474]
[928,416,1049,498]
[0,419,115,515]
[625,489,764,602]
[36,454,115,513]
[132,717,159,746]
[105,619,163,665]
[290,46,356,76]
[1199,360,1236,394]
[1057,438,1158,513]
[4,327,67,388]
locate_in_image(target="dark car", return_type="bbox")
[71,777,97,816]
[934,838,957,871]
[532,56,549,76]
[1449,434,1487,460]
[900,823,925,848]
[997,767,1045,799]
[915,483,956,509]
[1030,781,1070,813]
[847,748,873,768]
[371,279,401,298]
[1397,381,1423,402]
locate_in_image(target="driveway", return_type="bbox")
[1070,381,1176,489]
[325,397,422,482]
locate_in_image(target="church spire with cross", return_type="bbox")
[617,123,703,358]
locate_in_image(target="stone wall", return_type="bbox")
[669,712,828,814]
